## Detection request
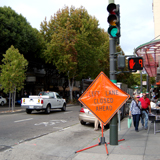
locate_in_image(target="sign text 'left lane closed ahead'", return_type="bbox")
[78,72,130,125]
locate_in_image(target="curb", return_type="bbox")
[0,104,79,115]
[0,109,25,115]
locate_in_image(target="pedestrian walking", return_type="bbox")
[129,94,141,132]
[139,92,151,130]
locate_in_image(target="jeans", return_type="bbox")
[132,114,140,131]
[141,110,148,128]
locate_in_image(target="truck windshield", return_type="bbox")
[38,92,49,96]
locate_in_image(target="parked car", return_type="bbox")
[0,96,7,106]
[79,107,96,125]
[79,107,122,127]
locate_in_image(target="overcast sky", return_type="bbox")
[1,0,154,55]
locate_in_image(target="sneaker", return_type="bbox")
[135,130,139,132]
[145,127,148,130]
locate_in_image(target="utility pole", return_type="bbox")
[107,0,120,145]
[146,73,149,98]
[109,38,118,145]
[140,71,142,93]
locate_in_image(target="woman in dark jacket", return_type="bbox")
[129,94,142,132]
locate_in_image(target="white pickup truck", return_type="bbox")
[21,91,66,114]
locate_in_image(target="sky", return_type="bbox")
[1,0,154,55]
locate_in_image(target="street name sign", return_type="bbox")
[78,72,130,125]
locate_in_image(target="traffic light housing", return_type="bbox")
[128,57,143,71]
[117,55,125,69]
[107,3,120,38]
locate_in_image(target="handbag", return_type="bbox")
[128,116,132,128]
[134,100,142,117]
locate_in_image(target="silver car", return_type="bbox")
[79,107,96,125]
[79,107,122,126]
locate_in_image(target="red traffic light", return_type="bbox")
[128,57,143,70]
[107,3,117,14]
[107,3,118,26]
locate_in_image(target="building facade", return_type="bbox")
[153,0,160,40]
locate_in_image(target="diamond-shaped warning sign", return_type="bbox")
[78,71,130,125]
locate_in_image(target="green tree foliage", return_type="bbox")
[150,77,156,85]
[0,45,28,93]
[0,6,45,60]
[128,72,156,92]
[40,6,110,101]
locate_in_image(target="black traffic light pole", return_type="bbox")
[108,0,118,145]
[140,71,143,93]
[109,37,118,145]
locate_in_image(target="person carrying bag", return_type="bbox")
[129,94,142,132]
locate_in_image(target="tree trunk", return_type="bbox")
[9,92,11,110]
[67,71,75,103]
[68,78,75,102]
[11,92,14,112]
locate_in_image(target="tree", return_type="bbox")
[0,6,45,61]
[0,45,28,110]
[40,6,110,102]
[127,72,156,93]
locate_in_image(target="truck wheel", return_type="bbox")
[45,105,51,114]
[61,104,66,111]
[26,109,32,114]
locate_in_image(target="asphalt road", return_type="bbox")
[0,105,83,151]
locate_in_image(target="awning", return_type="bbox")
[135,39,160,77]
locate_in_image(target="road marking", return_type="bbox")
[14,118,33,123]
[35,122,49,126]
[34,120,67,127]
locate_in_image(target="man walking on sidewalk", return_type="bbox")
[139,92,151,130]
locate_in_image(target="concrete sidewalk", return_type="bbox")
[1,106,160,159]
[74,117,160,160]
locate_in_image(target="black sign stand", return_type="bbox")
[75,124,109,155]
[75,123,125,155]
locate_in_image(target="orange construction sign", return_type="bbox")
[78,71,130,125]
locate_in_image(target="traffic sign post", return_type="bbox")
[75,71,130,155]
[107,0,121,145]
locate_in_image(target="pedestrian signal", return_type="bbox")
[128,57,143,70]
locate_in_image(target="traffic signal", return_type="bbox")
[107,3,120,38]
[128,57,143,70]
